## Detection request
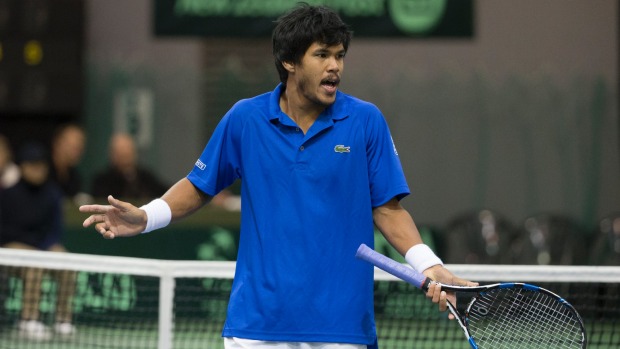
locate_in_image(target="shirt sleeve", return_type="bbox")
[187,107,242,196]
[365,108,410,207]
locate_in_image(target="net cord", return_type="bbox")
[0,248,236,278]
[1,248,619,283]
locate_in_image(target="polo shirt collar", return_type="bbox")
[269,83,350,125]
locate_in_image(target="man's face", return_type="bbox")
[292,42,345,107]
[20,161,49,186]
[56,127,85,165]
[110,136,137,173]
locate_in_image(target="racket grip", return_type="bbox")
[356,244,430,290]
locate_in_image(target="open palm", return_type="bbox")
[79,195,146,239]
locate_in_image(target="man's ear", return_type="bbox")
[282,61,295,73]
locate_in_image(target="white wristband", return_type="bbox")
[140,199,172,234]
[405,244,443,273]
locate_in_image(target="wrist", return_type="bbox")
[140,199,172,233]
[405,244,443,273]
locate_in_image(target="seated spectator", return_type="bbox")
[91,133,168,200]
[0,141,76,340]
[0,134,20,189]
[49,123,87,202]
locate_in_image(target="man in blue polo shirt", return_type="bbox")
[80,4,475,349]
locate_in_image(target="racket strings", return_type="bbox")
[482,290,581,348]
[466,287,584,348]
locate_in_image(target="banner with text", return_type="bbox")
[155,0,474,38]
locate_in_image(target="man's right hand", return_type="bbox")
[79,195,147,239]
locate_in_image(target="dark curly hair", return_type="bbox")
[272,3,352,85]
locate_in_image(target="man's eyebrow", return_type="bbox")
[312,47,329,53]
[312,47,346,54]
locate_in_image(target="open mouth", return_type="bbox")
[321,78,340,93]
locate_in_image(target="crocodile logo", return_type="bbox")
[334,145,351,153]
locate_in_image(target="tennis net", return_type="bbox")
[0,248,618,349]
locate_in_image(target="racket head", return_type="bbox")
[456,282,587,349]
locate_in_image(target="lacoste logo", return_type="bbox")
[195,159,206,170]
[334,145,350,153]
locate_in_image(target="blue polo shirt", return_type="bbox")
[187,84,410,345]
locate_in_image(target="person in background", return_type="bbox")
[0,134,19,330]
[79,4,476,349]
[49,123,87,202]
[0,141,76,340]
[90,133,168,200]
[0,134,20,189]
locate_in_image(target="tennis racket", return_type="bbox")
[356,244,587,349]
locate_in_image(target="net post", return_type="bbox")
[158,270,175,349]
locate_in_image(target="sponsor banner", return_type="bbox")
[155,0,473,38]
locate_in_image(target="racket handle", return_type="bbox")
[356,244,430,290]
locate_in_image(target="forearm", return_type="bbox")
[161,178,211,223]
[372,198,424,256]
[373,198,443,273]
